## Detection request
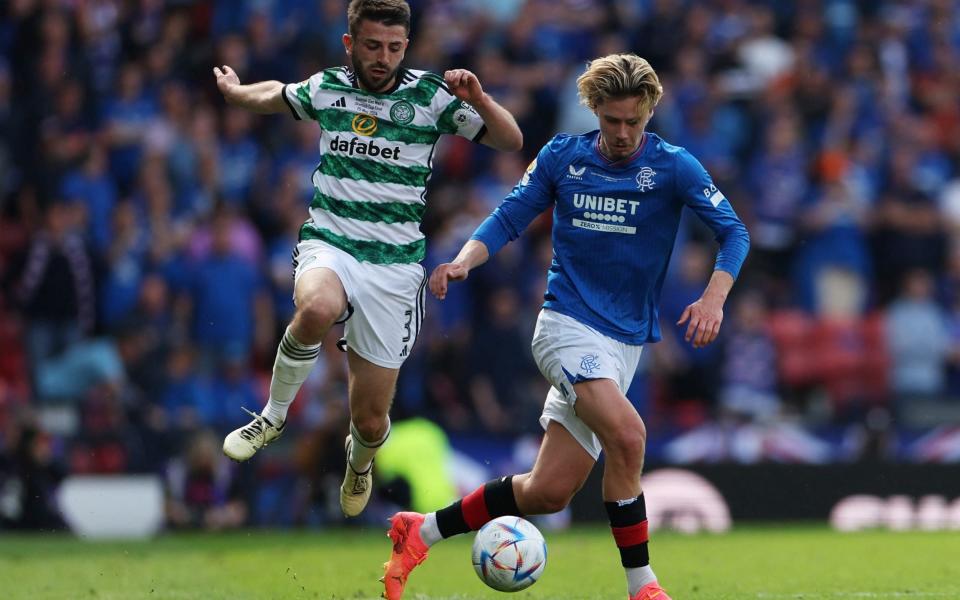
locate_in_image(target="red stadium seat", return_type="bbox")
[768,310,890,413]
[767,310,817,386]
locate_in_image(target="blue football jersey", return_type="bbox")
[472,131,750,345]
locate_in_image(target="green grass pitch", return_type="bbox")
[2,526,957,599]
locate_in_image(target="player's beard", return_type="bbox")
[352,55,400,93]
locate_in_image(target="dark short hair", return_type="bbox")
[347,0,411,37]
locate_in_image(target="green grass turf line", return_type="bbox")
[1,526,958,599]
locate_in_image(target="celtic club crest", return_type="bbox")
[390,100,415,125]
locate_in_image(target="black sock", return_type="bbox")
[435,476,521,538]
[605,494,649,568]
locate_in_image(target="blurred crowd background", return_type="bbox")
[3,0,960,531]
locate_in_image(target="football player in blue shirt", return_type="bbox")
[382,54,750,600]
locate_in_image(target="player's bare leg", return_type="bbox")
[510,420,596,515]
[574,378,671,600]
[341,349,398,517]
[223,268,346,461]
[383,421,594,600]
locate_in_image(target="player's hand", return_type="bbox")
[429,262,469,300]
[213,65,240,99]
[444,69,484,104]
[677,295,724,349]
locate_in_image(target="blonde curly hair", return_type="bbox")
[577,54,663,117]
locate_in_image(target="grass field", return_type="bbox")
[2,526,958,599]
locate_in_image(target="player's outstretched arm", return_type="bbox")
[444,68,522,152]
[213,65,288,114]
[429,239,490,300]
[677,269,734,349]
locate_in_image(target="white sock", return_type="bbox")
[626,565,657,596]
[348,418,390,472]
[419,512,442,547]
[262,326,320,426]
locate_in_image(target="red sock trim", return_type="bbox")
[461,485,490,530]
[611,520,649,547]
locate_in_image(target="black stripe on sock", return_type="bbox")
[436,499,468,538]
[349,423,389,449]
[280,346,320,361]
[604,495,646,527]
[605,495,650,568]
[282,330,319,352]
[280,338,320,360]
[484,476,522,518]
[619,545,650,568]
[280,332,313,349]
[280,338,318,356]
[436,476,521,539]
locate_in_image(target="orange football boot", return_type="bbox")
[381,512,430,600]
[629,581,673,600]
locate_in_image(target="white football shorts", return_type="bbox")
[292,239,426,369]
[531,308,644,460]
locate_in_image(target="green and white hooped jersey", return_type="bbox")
[282,67,487,264]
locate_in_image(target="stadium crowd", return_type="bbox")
[2,0,960,529]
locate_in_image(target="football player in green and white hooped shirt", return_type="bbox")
[213,0,522,518]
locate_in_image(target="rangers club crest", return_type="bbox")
[580,354,601,375]
[636,167,656,192]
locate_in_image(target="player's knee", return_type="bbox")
[351,413,388,442]
[296,295,342,331]
[523,481,575,515]
[540,486,575,514]
[606,419,647,470]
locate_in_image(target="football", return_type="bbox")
[471,516,547,592]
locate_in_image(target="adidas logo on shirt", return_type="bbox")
[331,97,347,108]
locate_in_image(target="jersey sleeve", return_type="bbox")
[675,148,751,279]
[282,73,324,122]
[433,83,486,141]
[471,136,562,255]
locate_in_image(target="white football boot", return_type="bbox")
[222,407,285,461]
[340,435,373,517]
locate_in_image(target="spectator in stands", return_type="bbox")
[656,243,721,420]
[467,286,541,434]
[102,62,157,194]
[158,342,202,424]
[794,179,871,316]
[718,291,780,420]
[182,207,271,370]
[745,112,808,299]
[10,200,95,394]
[99,201,148,328]
[60,144,117,256]
[216,107,260,206]
[39,79,92,178]
[872,148,948,304]
[0,417,65,530]
[201,349,262,431]
[886,269,951,408]
[165,430,249,530]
